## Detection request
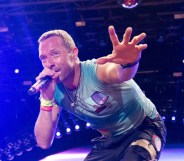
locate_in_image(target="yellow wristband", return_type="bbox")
[40,97,54,107]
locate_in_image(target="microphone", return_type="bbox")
[27,76,52,95]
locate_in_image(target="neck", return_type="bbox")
[63,61,81,90]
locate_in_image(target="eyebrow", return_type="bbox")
[39,48,61,59]
[50,49,60,53]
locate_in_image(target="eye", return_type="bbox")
[53,52,59,56]
[40,56,47,62]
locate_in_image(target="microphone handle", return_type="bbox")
[27,76,51,95]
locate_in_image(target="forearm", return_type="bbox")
[34,97,60,149]
[34,110,57,149]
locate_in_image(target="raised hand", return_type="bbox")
[96,26,147,65]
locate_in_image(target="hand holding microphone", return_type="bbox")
[27,68,60,95]
[27,76,52,95]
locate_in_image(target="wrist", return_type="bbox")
[40,105,53,112]
[121,57,141,69]
[40,97,54,106]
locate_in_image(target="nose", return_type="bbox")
[46,58,55,69]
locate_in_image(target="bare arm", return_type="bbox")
[34,104,60,149]
[34,69,60,149]
[96,26,147,84]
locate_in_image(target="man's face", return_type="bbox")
[38,36,74,83]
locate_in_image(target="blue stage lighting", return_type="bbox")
[66,127,71,134]
[75,125,80,131]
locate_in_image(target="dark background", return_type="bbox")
[0,0,184,160]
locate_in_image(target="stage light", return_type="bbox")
[171,116,176,121]
[66,127,71,134]
[171,116,176,123]
[117,0,141,9]
[55,129,62,139]
[162,116,166,121]
[86,122,91,129]
[170,108,177,123]
[173,72,182,77]
[75,21,86,27]
[75,15,86,27]
[56,131,61,137]
[75,125,80,131]
[14,69,19,74]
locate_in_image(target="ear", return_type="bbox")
[72,47,78,58]
[69,47,79,62]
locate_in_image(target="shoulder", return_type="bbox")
[81,59,97,67]
[80,59,97,73]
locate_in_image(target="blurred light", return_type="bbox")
[0,27,8,32]
[4,149,14,161]
[5,153,14,161]
[174,13,184,19]
[7,143,13,149]
[14,145,23,156]
[14,69,19,74]
[117,0,141,9]
[0,148,3,160]
[75,21,86,27]
[23,81,32,86]
[173,72,182,77]
[40,152,89,160]
[24,142,33,152]
[55,129,62,139]
[14,140,23,156]
[156,35,165,43]
[171,116,176,122]
[56,131,61,137]
[75,125,80,131]
[86,122,91,129]
[162,116,166,121]
[66,127,71,134]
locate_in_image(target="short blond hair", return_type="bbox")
[38,30,76,52]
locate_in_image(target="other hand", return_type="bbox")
[96,26,147,65]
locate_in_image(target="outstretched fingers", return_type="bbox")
[137,44,148,51]
[109,26,119,46]
[131,33,146,45]
[123,27,132,45]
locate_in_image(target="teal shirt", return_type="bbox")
[54,59,158,137]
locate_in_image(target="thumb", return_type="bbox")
[96,56,112,64]
[96,54,115,64]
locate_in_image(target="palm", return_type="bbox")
[96,26,147,65]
